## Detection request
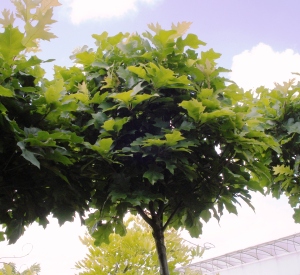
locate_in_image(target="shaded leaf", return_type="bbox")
[143,165,164,184]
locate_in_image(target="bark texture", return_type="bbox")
[152,217,169,275]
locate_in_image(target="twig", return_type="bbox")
[162,201,182,231]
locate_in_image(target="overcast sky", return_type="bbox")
[1,0,300,274]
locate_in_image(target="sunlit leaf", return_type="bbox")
[179,99,206,122]
[0,86,14,97]
[0,25,25,62]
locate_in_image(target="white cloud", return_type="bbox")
[230,43,300,90]
[63,0,160,24]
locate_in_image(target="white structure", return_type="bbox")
[178,233,300,275]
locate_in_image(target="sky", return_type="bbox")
[1,0,300,274]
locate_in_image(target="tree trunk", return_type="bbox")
[135,204,170,275]
[152,219,169,275]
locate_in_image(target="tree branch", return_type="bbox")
[135,206,153,227]
[162,201,183,231]
[157,200,165,218]
[149,201,156,218]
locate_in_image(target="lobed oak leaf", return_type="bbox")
[273,164,293,176]
[165,130,185,146]
[171,21,192,38]
[23,8,57,47]
[12,0,40,22]
[0,9,15,27]
[40,0,61,14]
[147,22,162,33]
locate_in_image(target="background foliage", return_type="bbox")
[0,263,40,275]
[75,215,204,275]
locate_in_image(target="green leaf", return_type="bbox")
[187,218,203,238]
[98,138,113,154]
[44,149,73,165]
[90,112,108,128]
[223,200,238,215]
[247,180,264,193]
[200,209,211,223]
[153,29,177,46]
[201,48,222,64]
[0,231,5,242]
[143,138,166,147]
[75,51,96,66]
[0,25,25,62]
[89,138,113,156]
[132,94,157,108]
[114,219,126,236]
[52,207,74,226]
[93,222,114,245]
[177,33,206,51]
[249,162,272,187]
[15,55,42,71]
[273,165,293,176]
[102,118,128,133]
[293,208,300,223]
[17,141,40,168]
[143,165,164,184]
[179,99,205,122]
[0,102,7,113]
[164,160,176,174]
[148,63,191,88]
[289,196,299,208]
[286,121,300,134]
[23,7,57,48]
[127,66,149,81]
[6,219,24,244]
[45,78,65,104]
[0,86,14,97]
[201,108,235,123]
[165,130,185,146]
[90,91,109,104]
[110,90,133,106]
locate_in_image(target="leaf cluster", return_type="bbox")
[255,80,300,221]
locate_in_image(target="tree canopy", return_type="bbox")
[1,1,300,274]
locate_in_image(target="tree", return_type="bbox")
[0,1,298,275]
[75,215,204,275]
[64,23,279,275]
[252,80,300,221]
[0,263,40,275]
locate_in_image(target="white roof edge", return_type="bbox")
[177,232,300,273]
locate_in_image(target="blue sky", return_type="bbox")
[1,0,300,274]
